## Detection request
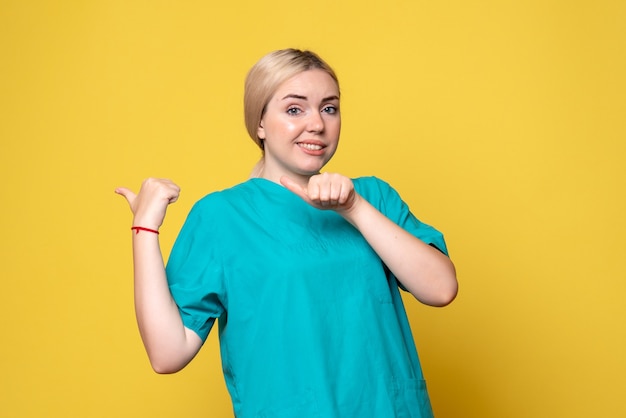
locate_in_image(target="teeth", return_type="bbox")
[299,143,323,150]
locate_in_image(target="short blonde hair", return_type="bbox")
[243,49,339,150]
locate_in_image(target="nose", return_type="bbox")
[307,111,325,133]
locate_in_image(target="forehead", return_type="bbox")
[273,69,339,99]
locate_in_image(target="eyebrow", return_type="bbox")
[281,94,340,102]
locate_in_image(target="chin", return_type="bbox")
[299,165,325,176]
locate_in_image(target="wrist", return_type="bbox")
[131,226,159,235]
[131,216,162,232]
[339,194,367,226]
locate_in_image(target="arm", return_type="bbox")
[340,196,457,306]
[116,178,203,373]
[281,173,458,307]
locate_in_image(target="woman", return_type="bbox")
[116,48,457,418]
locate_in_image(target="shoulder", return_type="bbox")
[175,181,261,240]
[191,180,258,212]
[353,176,402,208]
[353,176,394,193]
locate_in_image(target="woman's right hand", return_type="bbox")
[115,178,180,230]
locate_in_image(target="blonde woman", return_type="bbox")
[116,49,457,418]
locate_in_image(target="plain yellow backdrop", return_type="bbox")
[1,1,624,417]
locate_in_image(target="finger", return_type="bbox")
[308,179,324,205]
[280,176,310,202]
[166,186,180,204]
[310,173,332,202]
[329,180,343,205]
[337,179,353,205]
[114,187,136,206]
[319,187,332,206]
[142,179,180,204]
[337,183,349,205]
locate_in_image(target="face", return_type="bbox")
[257,69,341,184]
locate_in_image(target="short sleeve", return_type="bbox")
[355,177,449,256]
[165,197,226,342]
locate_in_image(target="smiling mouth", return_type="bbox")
[297,143,324,151]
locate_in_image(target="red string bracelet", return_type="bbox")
[131,226,159,235]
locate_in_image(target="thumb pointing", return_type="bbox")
[280,176,304,194]
[115,187,136,206]
[280,176,312,204]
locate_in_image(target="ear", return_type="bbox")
[257,119,265,140]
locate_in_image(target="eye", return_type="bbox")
[322,105,338,115]
[287,107,302,115]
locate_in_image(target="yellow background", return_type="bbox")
[1,1,624,417]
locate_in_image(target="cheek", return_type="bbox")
[284,118,301,133]
[271,118,299,136]
[327,118,341,137]
[266,119,298,135]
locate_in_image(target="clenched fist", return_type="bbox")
[280,172,361,214]
[115,178,180,230]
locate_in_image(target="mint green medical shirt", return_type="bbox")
[166,177,448,418]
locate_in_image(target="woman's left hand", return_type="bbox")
[280,173,361,213]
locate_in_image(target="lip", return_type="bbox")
[296,140,327,155]
[297,139,326,146]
